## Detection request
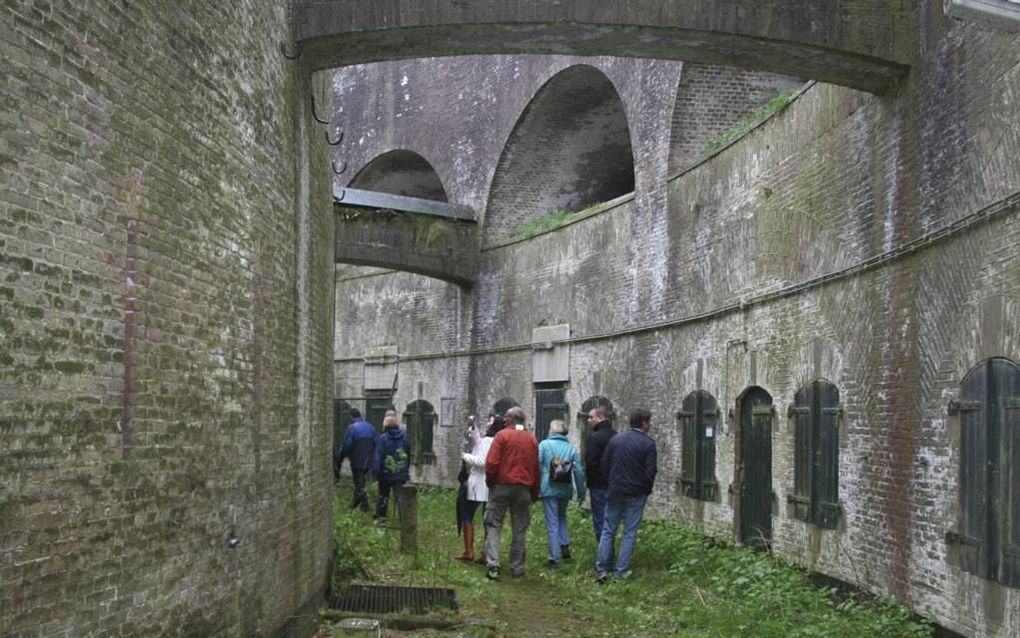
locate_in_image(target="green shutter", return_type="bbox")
[816,381,840,529]
[959,363,989,577]
[790,384,813,523]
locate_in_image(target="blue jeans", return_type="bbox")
[595,495,647,579]
[589,487,608,541]
[543,496,571,562]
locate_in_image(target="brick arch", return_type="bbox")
[348,149,449,202]
[483,64,634,245]
[294,1,912,94]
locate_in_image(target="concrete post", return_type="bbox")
[400,484,418,554]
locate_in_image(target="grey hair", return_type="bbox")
[549,419,567,435]
[506,406,526,424]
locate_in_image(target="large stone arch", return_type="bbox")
[294,0,913,94]
[483,64,634,245]
[347,149,449,201]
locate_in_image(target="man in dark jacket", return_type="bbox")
[335,408,377,511]
[584,406,616,541]
[372,414,411,520]
[595,408,657,583]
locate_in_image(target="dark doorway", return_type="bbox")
[365,392,394,434]
[738,387,773,550]
[534,384,567,441]
[334,400,354,454]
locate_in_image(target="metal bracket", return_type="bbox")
[311,93,330,124]
[326,126,344,146]
[280,41,304,60]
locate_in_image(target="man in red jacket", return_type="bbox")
[483,406,539,580]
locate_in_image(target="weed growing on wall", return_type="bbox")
[511,200,609,240]
[327,484,932,636]
[699,88,798,157]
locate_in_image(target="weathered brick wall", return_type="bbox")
[331,14,1020,637]
[1,3,334,636]
[667,64,803,172]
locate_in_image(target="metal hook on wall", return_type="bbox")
[279,41,303,60]
[334,188,346,203]
[325,127,344,146]
[332,159,348,176]
[310,94,330,125]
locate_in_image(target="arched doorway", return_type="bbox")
[736,386,774,549]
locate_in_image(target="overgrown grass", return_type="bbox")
[327,483,931,637]
[511,200,608,240]
[699,89,798,158]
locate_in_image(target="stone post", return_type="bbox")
[400,484,418,554]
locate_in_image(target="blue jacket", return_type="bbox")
[538,433,586,501]
[337,418,377,473]
[603,427,657,500]
[373,428,411,484]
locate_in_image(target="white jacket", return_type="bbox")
[462,435,493,503]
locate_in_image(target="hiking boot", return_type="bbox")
[560,545,571,560]
[546,559,559,569]
[613,570,632,581]
[486,567,500,580]
[595,573,608,585]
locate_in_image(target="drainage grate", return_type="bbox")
[330,585,458,615]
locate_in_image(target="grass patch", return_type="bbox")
[511,200,608,240]
[699,89,798,158]
[324,483,931,637]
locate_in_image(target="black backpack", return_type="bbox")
[549,457,573,483]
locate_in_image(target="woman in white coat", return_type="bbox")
[456,413,500,562]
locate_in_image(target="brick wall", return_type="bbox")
[330,16,1020,637]
[0,2,334,635]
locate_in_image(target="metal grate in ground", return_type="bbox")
[329,585,458,615]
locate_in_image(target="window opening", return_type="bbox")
[403,400,436,465]
[677,390,718,501]
[788,379,841,529]
[951,357,1020,586]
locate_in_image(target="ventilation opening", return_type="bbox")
[329,585,458,615]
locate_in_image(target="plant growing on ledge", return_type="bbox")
[511,200,608,240]
[699,88,798,157]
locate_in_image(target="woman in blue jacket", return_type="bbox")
[538,419,586,567]
[372,415,411,521]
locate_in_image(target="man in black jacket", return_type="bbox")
[595,408,657,583]
[584,406,616,542]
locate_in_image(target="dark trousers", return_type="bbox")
[375,481,405,520]
[351,469,370,511]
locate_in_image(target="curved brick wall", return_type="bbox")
[0,3,335,635]
[331,14,1020,637]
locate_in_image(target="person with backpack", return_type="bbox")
[538,419,586,568]
[372,414,411,521]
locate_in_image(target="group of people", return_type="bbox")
[457,405,658,583]
[334,403,658,582]
[333,408,411,521]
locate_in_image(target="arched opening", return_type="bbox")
[492,398,518,419]
[403,399,436,465]
[576,396,615,461]
[348,149,449,202]
[734,386,774,550]
[484,65,634,245]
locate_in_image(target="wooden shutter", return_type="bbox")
[678,393,698,498]
[996,360,1020,586]
[959,362,989,577]
[404,401,436,465]
[790,384,813,523]
[816,381,840,529]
